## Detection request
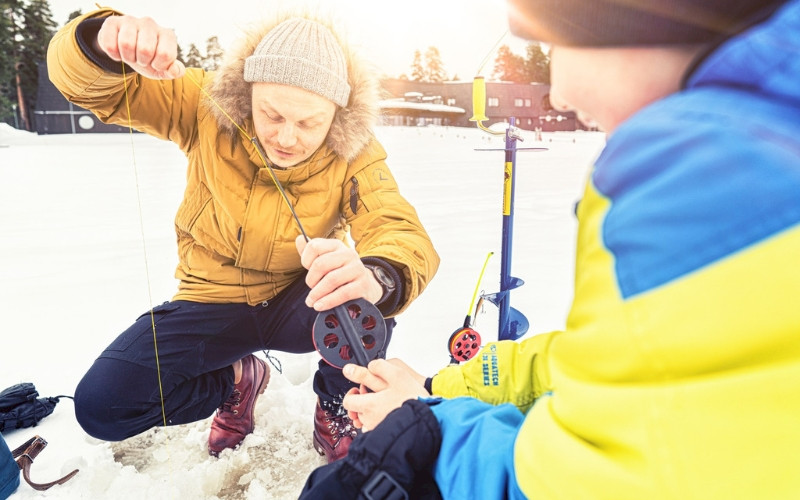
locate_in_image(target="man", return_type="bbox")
[47,9,438,462]
[300,0,800,498]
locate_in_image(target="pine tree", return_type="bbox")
[410,50,425,82]
[185,43,203,68]
[524,42,550,84]
[491,45,526,83]
[424,46,446,83]
[203,36,224,71]
[13,0,57,130]
[0,0,22,126]
[176,42,185,65]
[66,9,81,23]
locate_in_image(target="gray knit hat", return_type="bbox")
[244,18,351,107]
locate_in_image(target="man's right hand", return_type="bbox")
[95,15,186,80]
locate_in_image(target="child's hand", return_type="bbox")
[342,359,429,431]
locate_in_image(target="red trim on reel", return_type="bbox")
[448,327,482,363]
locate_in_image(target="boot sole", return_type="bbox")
[249,359,271,416]
[312,432,328,457]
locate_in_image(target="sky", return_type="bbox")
[49,0,532,80]
[0,123,605,499]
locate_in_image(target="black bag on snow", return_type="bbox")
[0,383,38,411]
[0,383,66,433]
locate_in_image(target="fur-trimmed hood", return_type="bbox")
[206,12,380,163]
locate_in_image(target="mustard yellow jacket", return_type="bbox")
[47,9,439,312]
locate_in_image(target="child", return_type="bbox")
[301,0,800,498]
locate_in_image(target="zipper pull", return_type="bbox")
[349,177,359,214]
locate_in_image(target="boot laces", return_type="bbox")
[219,389,242,415]
[325,409,357,441]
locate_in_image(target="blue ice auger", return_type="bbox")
[470,76,546,341]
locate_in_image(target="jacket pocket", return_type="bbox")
[175,182,212,233]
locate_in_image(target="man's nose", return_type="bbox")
[277,123,297,148]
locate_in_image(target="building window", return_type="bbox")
[447,98,456,106]
[78,115,95,130]
[488,97,499,107]
[514,98,523,107]
[525,99,532,107]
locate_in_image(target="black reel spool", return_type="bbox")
[313,298,388,369]
[448,327,482,363]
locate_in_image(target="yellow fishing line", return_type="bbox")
[121,66,309,437]
[184,71,309,241]
[120,64,169,430]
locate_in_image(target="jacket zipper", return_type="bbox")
[349,177,359,214]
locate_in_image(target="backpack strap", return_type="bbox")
[11,436,78,491]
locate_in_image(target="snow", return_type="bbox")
[0,123,605,499]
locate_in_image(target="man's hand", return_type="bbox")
[296,235,384,311]
[96,15,186,79]
[342,358,429,431]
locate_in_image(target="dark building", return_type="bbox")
[379,78,578,132]
[379,90,466,127]
[32,61,579,134]
[34,61,129,134]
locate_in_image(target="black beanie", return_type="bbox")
[507,0,789,46]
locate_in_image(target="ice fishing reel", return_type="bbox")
[448,325,482,363]
[312,298,388,369]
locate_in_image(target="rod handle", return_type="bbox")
[470,76,488,122]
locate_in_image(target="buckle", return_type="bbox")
[11,435,78,491]
[362,470,408,500]
[11,435,47,462]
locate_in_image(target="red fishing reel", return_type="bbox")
[313,298,388,369]
[448,326,482,363]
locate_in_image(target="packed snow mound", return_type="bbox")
[0,123,37,146]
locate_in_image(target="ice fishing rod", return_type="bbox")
[447,251,493,363]
[470,76,547,341]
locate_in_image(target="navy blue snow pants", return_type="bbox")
[73,275,395,441]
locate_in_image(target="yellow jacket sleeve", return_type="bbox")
[47,8,202,151]
[431,332,556,413]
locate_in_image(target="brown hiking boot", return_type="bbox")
[208,354,270,456]
[312,398,359,463]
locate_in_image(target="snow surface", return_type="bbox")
[0,123,605,499]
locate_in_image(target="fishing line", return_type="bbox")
[475,29,509,76]
[121,63,170,432]
[184,71,309,241]
[120,63,178,498]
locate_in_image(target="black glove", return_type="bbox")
[0,383,68,432]
[300,399,443,500]
[0,383,38,411]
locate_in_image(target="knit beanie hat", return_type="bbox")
[507,0,789,46]
[244,18,351,107]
